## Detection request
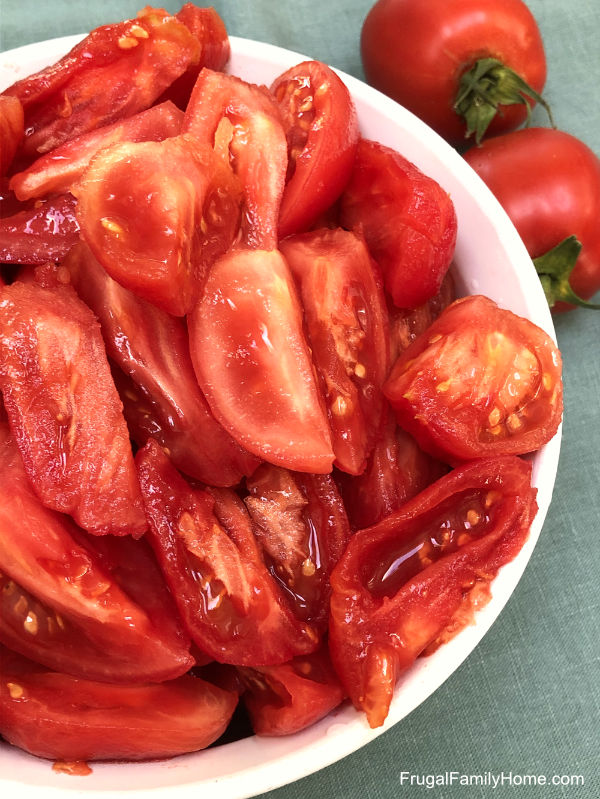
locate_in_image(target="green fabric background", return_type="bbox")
[1,0,598,796]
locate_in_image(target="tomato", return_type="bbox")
[0,424,193,682]
[0,279,147,536]
[329,456,537,727]
[0,95,23,176]
[73,135,239,315]
[463,128,600,310]
[183,68,287,249]
[340,139,457,309]
[337,408,448,530]
[188,248,334,473]
[1,8,199,158]
[270,61,359,238]
[280,228,389,474]
[136,440,320,666]
[244,463,351,629]
[0,646,237,761]
[384,295,563,463]
[237,647,345,736]
[9,101,183,202]
[361,0,548,144]
[0,192,80,265]
[65,242,259,486]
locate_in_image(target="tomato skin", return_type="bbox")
[188,249,334,474]
[0,646,237,762]
[329,456,537,727]
[0,96,23,176]
[0,193,80,265]
[280,228,390,474]
[463,128,600,309]
[136,440,320,667]
[384,295,563,463]
[271,61,359,238]
[0,280,147,536]
[340,139,457,309]
[361,0,546,144]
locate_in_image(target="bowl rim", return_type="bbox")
[0,32,562,799]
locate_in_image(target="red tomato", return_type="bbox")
[0,279,147,536]
[188,249,334,473]
[136,440,320,666]
[183,68,287,249]
[238,648,345,736]
[244,463,351,629]
[73,135,239,315]
[9,101,183,201]
[0,193,80,265]
[0,424,193,682]
[361,0,548,144]
[463,128,600,310]
[65,242,259,486]
[270,61,359,238]
[0,646,237,761]
[1,8,199,158]
[384,295,563,462]
[329,456,538,727]
[0,95,23,175]
[280,228,389,474]
[340,139,457,309]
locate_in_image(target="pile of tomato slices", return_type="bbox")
[0,3,563,765]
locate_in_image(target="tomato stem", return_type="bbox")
[455,58,554,145]
[533,236,600,310]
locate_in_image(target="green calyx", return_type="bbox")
[454,57,554,144]
[533,236,600,310]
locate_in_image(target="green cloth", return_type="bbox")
[1,0,598,796]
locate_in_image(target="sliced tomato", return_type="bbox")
[73,135,240,315]
[0,424,193,682]
[271,60,359,238]
[384,295,563,462]
[329,456,538,727]
[280,228,389,474]
[65,242,259,486]
[238,647,345,736]
[0,645,237,761]
[183,68,287,248]
[0,192,80,265]
[340,138,457,309]
[1,8,199,159]
[9,101,183,202]
[337,408,448,530]
[244,463,351,628]
[136,440,320,666]
[0,279,146,535]
[188,248,334,473]
[0,95,23,176]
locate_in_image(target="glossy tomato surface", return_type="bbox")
[0,193,79,265]
[464,127,600,309]
[361,0,547,144]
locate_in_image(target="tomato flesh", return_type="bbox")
[0,193,80,265]
[0,95,23,175]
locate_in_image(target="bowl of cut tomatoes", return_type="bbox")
[0,7,562,799]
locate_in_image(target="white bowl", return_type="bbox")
[0,34,561,799]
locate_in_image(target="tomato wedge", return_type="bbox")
[271,61,359,238]
[136,440,320,666]
[0,279,146,536]
[0,95,23,176]
[244,463,351,628]
[188,248,334,473]
[0,193,80,265]
[340,138,457,309]
[384,295,563,462]
[0,646,237,762]
[65,242,259,486]
[329,456,538,727]
[183,68,287,249]
[280,228,389,474]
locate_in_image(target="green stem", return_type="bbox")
[533,236,600,310]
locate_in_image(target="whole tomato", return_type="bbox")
[360,0,549,145]
[464,128,600,310]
